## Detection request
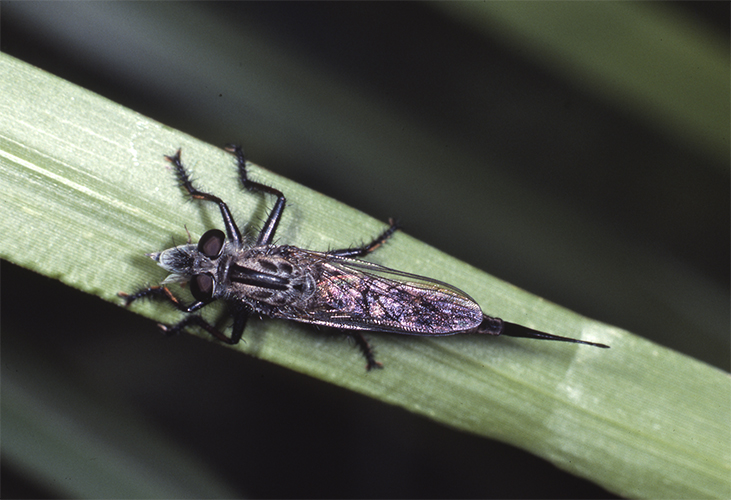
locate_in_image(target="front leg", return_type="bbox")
[225,144,287,246]
[165,149,243,246]
[118,287,248,344]
[119,285,208,313]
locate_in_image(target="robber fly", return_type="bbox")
[120,146,609,370]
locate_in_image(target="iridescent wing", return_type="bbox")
[273,252,484,335]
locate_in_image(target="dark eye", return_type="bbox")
[190,273,215,301]
[198,229,225,258]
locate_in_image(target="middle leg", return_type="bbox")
[328,219,400,258]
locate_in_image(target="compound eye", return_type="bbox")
[190,273,215,301]
[198,229,225,258]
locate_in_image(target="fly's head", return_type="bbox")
[149,229,229,303]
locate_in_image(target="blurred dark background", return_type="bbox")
[2,2,728,498]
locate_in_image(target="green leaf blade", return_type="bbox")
[1,53,729,499]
